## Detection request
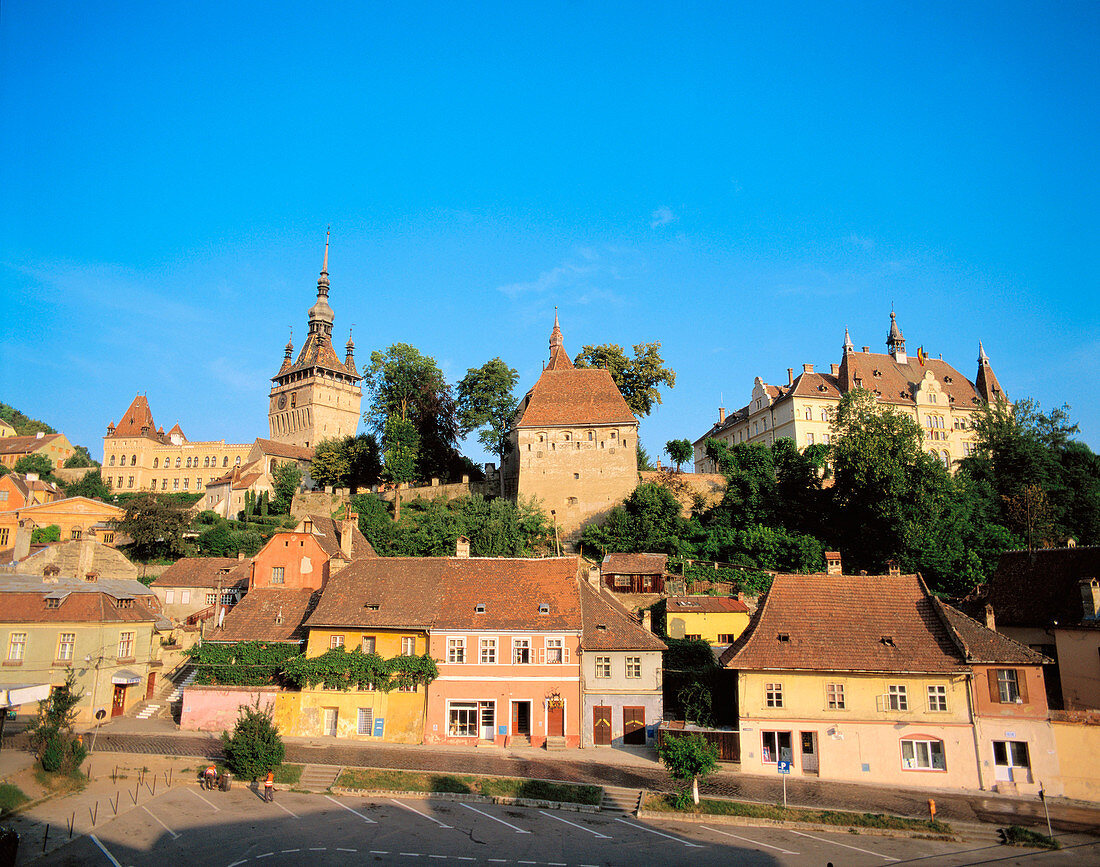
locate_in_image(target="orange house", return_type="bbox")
[0,473,64,510]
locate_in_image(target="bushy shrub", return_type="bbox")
[221,697,285,781]
[40,737,65,772]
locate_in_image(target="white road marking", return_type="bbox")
[281,849,300,853]
[90,835,122,867]
[227,861,247,867]
[613,816,703,847]
[142,805,180,839]
[273,800,300,819]
[325,794,377,823]
[539,810,611,839]
[335,848,357,853]
[789,829,900,861]
[257,853,274,859]
[701,825,799,855]
[309,847,326,851]
[185,787,220,812]
[400,854,422,858]
[370,851,390,855]
[460,802,531,833]
[390,797,453,828]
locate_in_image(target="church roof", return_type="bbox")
[281,332,359,379]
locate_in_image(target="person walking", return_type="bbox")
[203,764,217,791]
[264,770,275,803]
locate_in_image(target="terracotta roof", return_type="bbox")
[254,439,315,461]
[0,435,63,456]
[166,423,186,440]
[516,367,636,428]
[602,553,668,575]
[721,573,968,673]
[209,588,319,642]
[789,371,843,399]
[0,574,164,625]
[208,464,263,490]
[935,601,1048,665]
[989,546,1100,629]
[305,514,376,560]
[546,343,573,371]
[579,581,666,651]
[277,331,360,381]
[839,352,981,409]
[108,395,159,439]
[3,474,64,499]
[667,595,749,614]
[152,557,250,589]
[305,559,444,630]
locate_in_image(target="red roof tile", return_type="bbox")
[602,553,668,575]
[209,588,320,642]
[109,395,159,439]
[152,558,250,589]
[0,435,63,456]
[580,581,666,651]
[667,595,749,614]
[516,367,636,428]
[254,439,315,461]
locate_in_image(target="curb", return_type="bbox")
[331,786,601,813]
[636,808,960,842]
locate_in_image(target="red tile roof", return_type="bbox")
[667,595,749,614]
[579,581,666,651]
[305,514,376,560]
[720,573,969,674]
[935,601,1048,665]
[254,439,315,461]
[838,352,982,409]
[0,435,63,456]
[278,332,360,381]
[152,557,250,589]
[602,553,668,575]
[108,395,159,439]
[209,588,320,642]
[989,546,1100,629]
[305,559,444,630]
[516,366,636,428]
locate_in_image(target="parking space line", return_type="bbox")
[390,797,453,828]
[539,810,611,839]
[227,860,247,867]
[336,848,358,852]
[613,816,703,847]
[273,800,300,819]
[90,835,122,867]
[325,794,377,823]
[460,802,531,833]
[142,804,180,839]
[790,829,900,861]
[185,787,220,812]
[700,825,799,855]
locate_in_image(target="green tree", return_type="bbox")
[310,437,352,489]
[574,341,676,417]
[347,433,383,492]
[271,461,303,514]
[457,357,520,467]
[581,483,686,555]
[220,696,285,782]
[63,446,96,469]
[382,415,420,486]
[115,494,190,562]
[657,733,719,806]
[13,453,56,480]
[31,525,61,544]
[637,443,655,471]
[26,670,87,773]
[363,343,460,480]
[64,469,110,501]
[665,439,693,472]
[0,403,55,436]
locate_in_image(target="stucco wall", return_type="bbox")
[1055,628,1100,710]
[582,692,662,748]
[666,610,750,644]
[1053,716,1100,801]
[179,685,280,733]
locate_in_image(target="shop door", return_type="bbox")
[547,703,564,737]
[800,731,819,774]
[593,706,612,745]
[511,701,531,736]
[111,685,126,718]
[323,707,338,737]
[623,706,646,745]
[145,673,157,701]
[479,702,496,741]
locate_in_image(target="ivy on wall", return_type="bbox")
[281,647,439,692]
[185,641,302,686]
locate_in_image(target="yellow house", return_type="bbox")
[0,432,75,470]
[665,596,750,646]
[0,496,125,552]
[274,625,429,744]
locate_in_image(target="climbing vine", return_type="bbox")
[185,641,301,686]
[281,647,439,692]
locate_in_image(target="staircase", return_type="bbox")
[135,702,162,719]
[166,664,198,702]
[300,764,342,792]
[544,736,568,750]
[600,786,642,814]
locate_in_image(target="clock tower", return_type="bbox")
[268,231,363,450]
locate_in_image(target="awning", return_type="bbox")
[112,670,142,686]
[2,683,51,708]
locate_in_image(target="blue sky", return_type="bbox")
[2,2,1098,464]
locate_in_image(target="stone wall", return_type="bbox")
[639,470,726,515]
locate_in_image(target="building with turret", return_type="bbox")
[268,232,362,449]
[501,315,639,541]
[693,312,1007,472]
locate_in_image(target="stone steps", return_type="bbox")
[600,785,641,814]
[135,703,162,720]
[299,764,342,791]
[166,665,197,702]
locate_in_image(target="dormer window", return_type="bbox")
[538,603,550,615]
[116,598,134,609]
[45,597,61,609]
[944,375,953,383]
[854,378,863,387]
[475,603,485,614]
[84,572,98,583]
[880,635,896,647]
[872,369,881,377]
[303,520,313,533]
[777,632,790,642]
[365,603,380,611]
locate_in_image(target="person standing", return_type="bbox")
[264,770,275,802]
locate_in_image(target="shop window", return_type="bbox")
[761,730,791,764]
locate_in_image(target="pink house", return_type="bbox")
[425,556,584,748]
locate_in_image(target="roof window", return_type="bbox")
[880,635,896,647]
[365,603,380,611]
[538,603,550,615]
[872,369,882,377]
[944,375,953,383]
[116,598,134,609]
[475,603,486,614]
[777,632,790,642]
[45,597,61,609]
[596,624,607,631]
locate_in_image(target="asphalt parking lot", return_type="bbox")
[36,786,1100,867]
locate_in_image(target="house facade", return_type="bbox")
[0,432,75,470]
[601,552,667,594]
[0,497,125,553]
[665,596,750,645]
[150,557,249,624]
[0,473,64,510]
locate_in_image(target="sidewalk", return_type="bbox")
[59,718,1100,836]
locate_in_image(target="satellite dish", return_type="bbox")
[95,709,106,721]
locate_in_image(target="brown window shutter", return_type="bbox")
[1017,669,1029,704]
[987,668,1001,703]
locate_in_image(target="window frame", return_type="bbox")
[760,730,792,765]
[7,632,27,662]
[447,701,479,738]
[545,637,564,664]
[512,637,532,665]
[595,656,612,678]
[625,656,642,679]
[361,636,376,655]
[447,637,466,664]
[400,636,416,656]
[479,637,497,664]
[887,684,909,711]
[56,632,76,662]
[329,634,344,650]
[927,684,948,712]
[901,737,947,771]
[765,682,784,708]
[826,682,845,710]
[271,566,285,585]
[117,631,135,660]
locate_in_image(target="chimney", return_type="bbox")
[718,407,725,424]
[237,551,245,561]
[341,507,358,559]
[886,559,900,577]
[984,603,996,631]
[35,431,45,439]
[787,368,794,386]
[862,346,870,353]
[830,363,840,377]
[455,535,470,558]
[642,609,653,632]
[14,521,32,562]
[803,363,814,374]
[1080,578,1100,620]
[587,565,601,588]
[825,551,842,575]
[26,472,39,483]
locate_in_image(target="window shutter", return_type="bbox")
[1016,669,1029,704]
[563,647,570,664]
[987,669,1001,703]
[538,648,545,665]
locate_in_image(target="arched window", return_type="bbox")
[223,456,229,467]
[564,432,570,441]
[821,410,828,422]
[204,456,209,467]
[130,455,137,466]
[235,456,241,465]
[175,457,181,468]
[109,455,116,467]
[804,408,812,420]
[152,457,159,468]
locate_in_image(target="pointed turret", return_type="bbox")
[843,327,854,354]
[307,228,335,340]
[546,309,573,370]
[886,310,907,363]
[975,341,1006,402]
[344,328,357,375]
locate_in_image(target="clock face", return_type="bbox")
[277,394,287,409]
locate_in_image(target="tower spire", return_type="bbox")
[322,226,330,275]
[886,310,906,362]
[550,307,563,352]
[978,340,989,364]
[843,326,854,354]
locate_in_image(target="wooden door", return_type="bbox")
[593,706,612,745]
[323,707,338,737]
[511,701,531,736]
[623,706,646,745]
[145,673,157,701]
[111,685,126,718]
[547,703,564,737]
